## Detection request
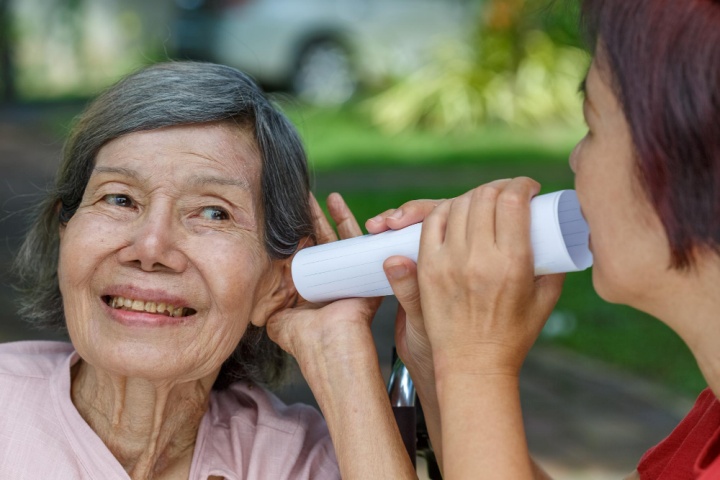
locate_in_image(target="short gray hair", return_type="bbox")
[14,62,314,389]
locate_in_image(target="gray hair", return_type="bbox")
[14,62,314,389]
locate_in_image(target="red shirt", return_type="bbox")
[638,388,720,479]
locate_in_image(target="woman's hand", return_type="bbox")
[266,192,381,393]
[364,197,445,468]
[364,180,566,477]
[367,199,444,387]
[267,193,416,479]
[418,178,564,378]
[366,181,565,378]
[413,178,564,479]
[366,198,448,382]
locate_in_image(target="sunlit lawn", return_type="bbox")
[284,102,706,397]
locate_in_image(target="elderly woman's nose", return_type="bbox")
[117,207,189,272]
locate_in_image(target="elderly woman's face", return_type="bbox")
[58,123,286,382]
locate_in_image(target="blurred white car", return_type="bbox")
[173,0,476,104]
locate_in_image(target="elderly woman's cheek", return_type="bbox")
[57,220,108,328]
[200,234,269,314]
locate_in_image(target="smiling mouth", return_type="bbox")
[103,296,197,318]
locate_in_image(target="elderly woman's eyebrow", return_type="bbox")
[91,167,250,191]
[93,166,141,179]
[188,175,251,191]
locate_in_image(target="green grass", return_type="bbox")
[282,102,584,170]
[285,102,706,398]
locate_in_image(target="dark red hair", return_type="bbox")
[581,0,720,268]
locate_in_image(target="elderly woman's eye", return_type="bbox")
[104,194,134,208]
[201,206,230,221]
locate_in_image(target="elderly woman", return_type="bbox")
[0,62,414,479]
[366,0,720,478]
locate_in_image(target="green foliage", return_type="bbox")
[10,1,169,101]
[524,0,585,48]
[365,0,590,133]
[283,101,584,170]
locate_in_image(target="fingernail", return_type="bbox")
[386,264,409,280]
[390,209,403,219]
[368,215,383,224]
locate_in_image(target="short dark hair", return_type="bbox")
[14,62,314,388]
[581,0,720,268]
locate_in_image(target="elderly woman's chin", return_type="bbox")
[62,298,245,383]
[60,288,250,381]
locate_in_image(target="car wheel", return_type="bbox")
[292,40,356,106]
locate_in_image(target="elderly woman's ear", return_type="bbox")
[56,201,67,237]
[249,237,312,327]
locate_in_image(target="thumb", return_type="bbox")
[383,256,422,319]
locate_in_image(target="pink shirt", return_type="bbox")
[0,341,339,479]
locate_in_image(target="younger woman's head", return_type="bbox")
[580,0,720,268]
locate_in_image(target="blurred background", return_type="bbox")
[0,0,705,478]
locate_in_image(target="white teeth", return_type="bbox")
[107,296,189,317]
[131,300,144,312]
